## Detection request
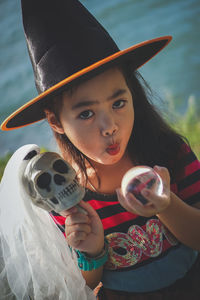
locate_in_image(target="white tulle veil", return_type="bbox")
[0,144,95,300]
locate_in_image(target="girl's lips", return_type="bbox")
[106,143,120,155]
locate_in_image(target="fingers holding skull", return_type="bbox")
[64,201,105,256]
[65,212,91,247]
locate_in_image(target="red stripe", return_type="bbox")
[102,211,138,230]
[178,180,200,200]
[88,199,118,210]
[50,214,66,225]
[185,160,200,176]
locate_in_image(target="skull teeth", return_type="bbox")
[57,179,78,200]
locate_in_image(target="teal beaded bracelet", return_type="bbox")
[75,239,108,271]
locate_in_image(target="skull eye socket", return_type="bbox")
[54,174,66,185]
[53,159,69,174]
[37,172,51,190]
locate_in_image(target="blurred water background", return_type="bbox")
[0,0,200,157]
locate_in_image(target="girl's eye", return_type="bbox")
[112,100,126,109]
[79,110,94,120]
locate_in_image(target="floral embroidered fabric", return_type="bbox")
[105,219,178,270]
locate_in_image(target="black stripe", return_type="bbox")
[184,191,200,206]
[104,216,157,235]
[55,223,65,233]
[96,203,128,219]
[50,210,61,216]
[84,189,118,202]
[178,169,200,190]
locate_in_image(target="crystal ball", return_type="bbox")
[121,166,163,204]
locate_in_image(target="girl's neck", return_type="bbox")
[86,151,136,194]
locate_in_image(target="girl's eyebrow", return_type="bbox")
[107,88,127,101]
[71,88,127,110]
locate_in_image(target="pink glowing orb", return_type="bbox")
[121,166,163,204]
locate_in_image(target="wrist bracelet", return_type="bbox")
[75,239,108,271]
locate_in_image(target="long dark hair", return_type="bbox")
[44,63,186,185]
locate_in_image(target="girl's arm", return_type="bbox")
[157,191,200,250]
[81,267,103,290]
[117,166,200,251]
[63,200,105,289]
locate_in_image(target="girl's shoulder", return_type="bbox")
[172,141,200,206]
[176,142,200,175]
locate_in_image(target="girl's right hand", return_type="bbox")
[63,200,105,257]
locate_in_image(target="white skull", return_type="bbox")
[22,152,85,213]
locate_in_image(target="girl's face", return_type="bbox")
[48,67,134,166]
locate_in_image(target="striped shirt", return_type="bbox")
[51,143,200,291]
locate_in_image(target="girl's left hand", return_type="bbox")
[116,166,171,217]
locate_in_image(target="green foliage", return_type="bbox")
[167,95,200,159]
[0,153,12,180]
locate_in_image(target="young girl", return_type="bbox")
[1,0,200,299]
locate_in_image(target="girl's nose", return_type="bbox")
[104,127,117,136]
[100,113,118,137]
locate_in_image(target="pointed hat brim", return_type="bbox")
[1,36,172,131]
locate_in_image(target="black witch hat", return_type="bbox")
[1,0,172,130]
